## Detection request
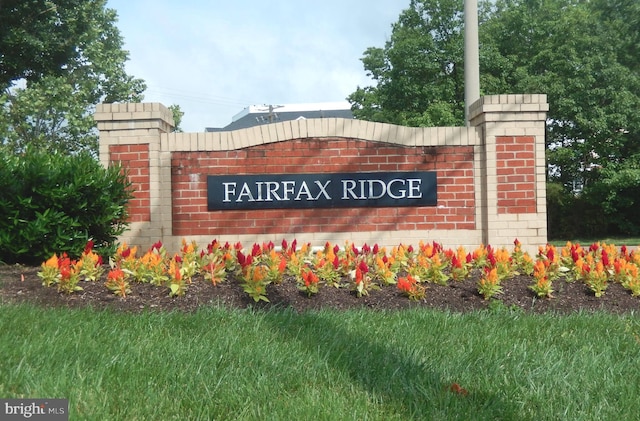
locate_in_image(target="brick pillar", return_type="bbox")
[94,103,174,250]
[468,94,549,253]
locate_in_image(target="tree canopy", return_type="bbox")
[349,0,640,235]
[1,0,88,89]
[0,0,146,155]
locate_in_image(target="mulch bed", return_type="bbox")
[1,264,639,314]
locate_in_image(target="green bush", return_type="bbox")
[0,148,132,265]
[546,182,609,240]
[582,167,640,236]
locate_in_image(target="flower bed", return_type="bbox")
[37,238,640,303]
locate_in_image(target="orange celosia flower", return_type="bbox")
[302,270,319,287]
[397,275,416,293]
[43,254,59,269]
[108,268,125,282]
[533,260,547,279]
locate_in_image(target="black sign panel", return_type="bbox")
[207,172,437,210]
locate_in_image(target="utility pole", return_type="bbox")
[464,0,480,126]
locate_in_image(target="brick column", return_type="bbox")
[94,103,174,250]
[468,94,549,253]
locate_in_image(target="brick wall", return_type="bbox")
[171,140,475,237]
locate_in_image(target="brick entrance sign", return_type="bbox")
[95,94,548,254]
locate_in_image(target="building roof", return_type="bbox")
[206,101,353,132]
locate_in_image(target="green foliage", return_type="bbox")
[0,0,90,88]
[348,0,469,127]
[546,182,608,240]
[487,0,640,187]
[0,0,146,155]
[168,104,184,133]
[0,149,132,264]
[352,0,640,235]
[582,162,640,236]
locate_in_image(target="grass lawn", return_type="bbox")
[547,237,640,247]
[1,304,639,420]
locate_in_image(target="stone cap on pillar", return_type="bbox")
[468,94,549,125]
[94,102,175,133]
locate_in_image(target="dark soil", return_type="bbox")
[1,264,639,314]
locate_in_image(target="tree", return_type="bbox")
[0,0,90,89]
[350,0,640,235]
[485,0,640,191]
[348,0,465,126]
[348,0,503,127]
[0,0,145,155]
[169,104,185,133]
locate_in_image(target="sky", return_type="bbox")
[106,0,409,132]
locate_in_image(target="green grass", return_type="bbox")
[548,237,640,247]
[1,304,639,420]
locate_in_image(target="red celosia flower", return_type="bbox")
[488,251,497,267]
[84,240,94,255]
[236,250,246,266]
[452,255,462,269]
[546,247,555,262]
[601,250,609,267]
[571,249,580,262]
[59,266,71,280]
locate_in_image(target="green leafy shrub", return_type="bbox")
[0,148,132,264]
[584,166,640,236]
[546,182,608,240]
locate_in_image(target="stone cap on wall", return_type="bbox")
[162,119,480,152]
